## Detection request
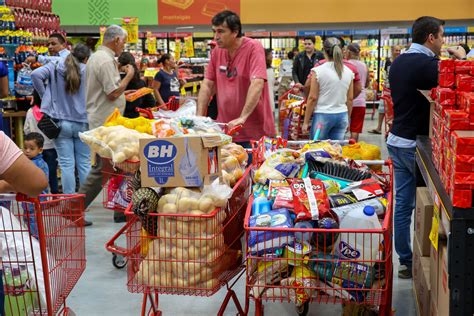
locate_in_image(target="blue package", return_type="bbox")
[248,208,294,255]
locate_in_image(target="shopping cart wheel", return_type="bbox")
[112,253,128,269]
[296,302,309,316]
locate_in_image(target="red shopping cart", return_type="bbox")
[0,193,86,315]
[244,139,393,316]
[105,165,253,316]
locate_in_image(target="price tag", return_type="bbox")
[429,193,440,250]
[144,68,159,78]
[184,36,195,58]
[174,38,181,61]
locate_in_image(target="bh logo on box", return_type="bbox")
[144,140,177,185]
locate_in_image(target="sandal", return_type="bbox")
[368,129,382,134]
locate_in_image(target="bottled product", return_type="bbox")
[335,206,383,265]
[15,63,34,95]
[331,198,386,222]
[251,195,272,216]
[4,265,36,315]
[316,217,339,248]
[294,221,314,243]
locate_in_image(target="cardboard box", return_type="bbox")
[415,188,434,257]
[430,244,439,304]
[139,135,223,187]
[437,243,450,316]
[414,255,431,316]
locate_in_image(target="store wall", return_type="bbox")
[54,0,474,26]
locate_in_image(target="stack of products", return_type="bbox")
[247,140,390,309]
[279,95,307,140]
[431,59,474,208]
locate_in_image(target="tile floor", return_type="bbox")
[66,111,418,316]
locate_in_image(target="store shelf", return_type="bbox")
[416,135,474,316]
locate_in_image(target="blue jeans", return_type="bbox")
[42,148,58,194]
[53,120,91,194]
[310,112,348,140]
[387,144,416,268]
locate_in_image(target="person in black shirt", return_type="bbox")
[292,37,324,89]
[118,52,155,118]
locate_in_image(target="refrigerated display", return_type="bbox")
[244,31,271,49]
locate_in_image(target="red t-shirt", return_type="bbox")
[205,37,276,142]
[311,59,361,82]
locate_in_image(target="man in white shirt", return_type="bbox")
[26,33,70,65]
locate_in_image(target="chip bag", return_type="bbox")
[289,178,331,222]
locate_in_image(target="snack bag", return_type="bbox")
[125,87,154,102]
[289,178,331,222]
[280,265,318,307]
[268,180,294,209]
[254,149,304,184]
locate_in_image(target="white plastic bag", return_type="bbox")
[155,99,197,118]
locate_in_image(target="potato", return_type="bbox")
[157,196,167,212]
[162,203,178,214]
[183,261,206,274]
[154,272,172,287]
[136,261,150,284]
[171,261,185,277]
[207,248,223,262]
[114,152,127,163]
[189,209,205,217]
[173,277,188,288]
[176,221,190,235]
[165,194,178,204]
[202,278,219,289]
[198,197,215,213]
[174,234,192,249]
[156,260,173,274]
[190,198,200,210]
[158,218,177,237]
[188,272,202,286]
[177,197,193,213]
[172,247,189,261]
[223,156,240,171]
[199,267,214,282]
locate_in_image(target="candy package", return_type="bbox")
[289,178,331,222]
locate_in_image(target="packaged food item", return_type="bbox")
[340,179,385,201]
[328,193,358,208]
[289,178,331,222]
[438,72,455,88]
[437,87,456,106]
[456,74,474,92]
[294,221,314,243]
[248,208,294,255]
[268,180,294,209]
[125,87,154,102]
[322,179,341,195]
[280,265,318,307]
[252,183,269,198]
[283,241,312,266]
[254,149,304,184]
[438,59,455,73]
[315,217,339,248]
[300,141,343,160]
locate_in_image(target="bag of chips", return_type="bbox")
[289,178,331,222]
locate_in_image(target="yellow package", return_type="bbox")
[140,228,152,256]
[342,142,381,171]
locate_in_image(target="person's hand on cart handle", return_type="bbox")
[228,117,246,131]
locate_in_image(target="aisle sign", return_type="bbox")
[444,26,467,33]
[325,29,352,36]
[147,34,157,55]
[353,29,379,36]
[297,30,324,36]
[122,17,139,44]
[174,38,181,60]
[98,26,106,46]
[193,32,214,38]
[381,28,409,35]
[429,193,441,251]
[469,26,474,32]
[184,35,195,58]
[144,68,160,78]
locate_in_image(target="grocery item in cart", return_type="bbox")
[104,108,154,134]
[80,125,154,163]
[283,241,312,266]
[342,142,382,171]
[289,178,332,222]
[315,217,339,248]
[331,198,387,222]
[3,265,36,315]
[336,205,383,264]
[268,180,294,210]
[308,160,372,189]
[300,141,343,160]
[328,180,385,208]
[251,195,272,216]
[254,149,304,184]
[221,143,248,187]
[280,265,318,307]
[131,187,163,235]
[248,208,294,255]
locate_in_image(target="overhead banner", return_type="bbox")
[157,0,240,25]
[122,17,139,44]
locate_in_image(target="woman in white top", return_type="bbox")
[265,49,276,110]
[302,37,354,140]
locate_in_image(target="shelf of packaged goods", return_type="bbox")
[416,135,474,316]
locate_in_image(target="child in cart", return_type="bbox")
[22,132,49,237]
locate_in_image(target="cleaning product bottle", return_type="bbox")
[335,205,382,265]
[251,195,272,216]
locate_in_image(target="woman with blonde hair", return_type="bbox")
[302,37,354,140]
[32,43,91,195]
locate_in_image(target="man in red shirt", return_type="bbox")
[197,11,276,147]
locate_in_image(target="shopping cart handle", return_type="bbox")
[105,219,135,257]
[227,124,243,136]
[15,193,38,203]
[135,107,154,119]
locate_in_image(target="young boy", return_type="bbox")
[23,132,49,237]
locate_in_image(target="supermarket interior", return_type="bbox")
[0,0,473,315]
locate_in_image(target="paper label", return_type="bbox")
[303,177,319,220]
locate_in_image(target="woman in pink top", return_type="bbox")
[346,43,370,141]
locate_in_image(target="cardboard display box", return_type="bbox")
[437,243,450,316]
[430,243,439,304]
[139,135,224,187]
[415,187,434,257]
[414,255,431,316]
